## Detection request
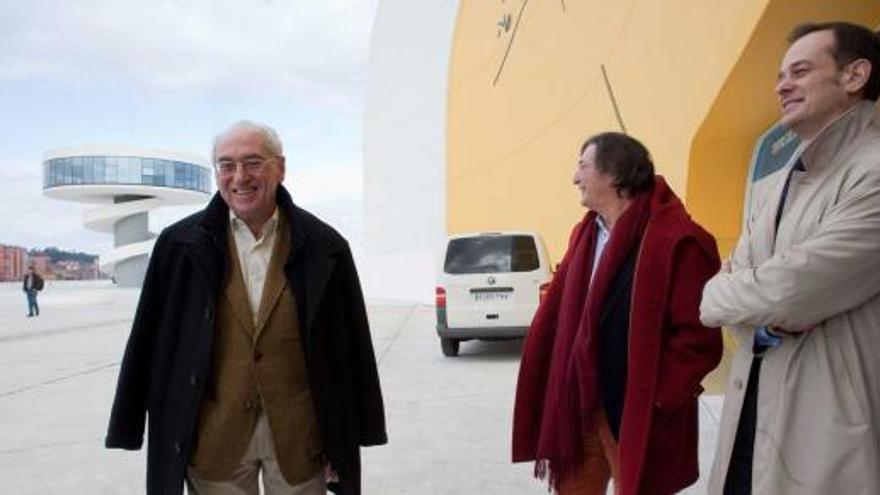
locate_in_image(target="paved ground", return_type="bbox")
[0,281,724,493]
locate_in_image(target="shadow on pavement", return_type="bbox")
[447,339,524,362]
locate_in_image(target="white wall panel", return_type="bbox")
[363,0,459,302]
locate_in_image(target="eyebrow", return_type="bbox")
[778,60,813,79]
[217,153,267,162]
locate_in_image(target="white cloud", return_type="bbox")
[287,162,362,204]
[0,0,378,105]
[0,158,106,253]
[0,0,375,255]
[286,162,364,248]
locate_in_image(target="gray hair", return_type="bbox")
[212,120,284,162]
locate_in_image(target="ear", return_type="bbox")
[277,155,286,181]
[843,58,872,96]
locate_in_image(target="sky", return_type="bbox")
[0,0,378,256]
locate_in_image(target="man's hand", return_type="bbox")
[325,464,339,483]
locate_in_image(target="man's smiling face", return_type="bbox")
[214,127,285,230]
[776,29,854,139]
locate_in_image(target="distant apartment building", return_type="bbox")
[53,259,100,280]
[0,245,27,282]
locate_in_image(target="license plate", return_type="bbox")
[473,291,510,302]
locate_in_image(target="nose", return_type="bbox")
[228,164,251,181]
[775,74,792,99]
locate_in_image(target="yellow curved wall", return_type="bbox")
[447,0,880,263]
[689,1,880,255]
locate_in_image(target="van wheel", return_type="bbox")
[441,338,460,357]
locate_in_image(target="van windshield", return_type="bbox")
[444,235,539,274]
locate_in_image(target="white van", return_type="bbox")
[435,231,553,357]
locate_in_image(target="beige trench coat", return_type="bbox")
[700,101,880,494]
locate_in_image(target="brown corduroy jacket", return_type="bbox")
[190,213,323,484]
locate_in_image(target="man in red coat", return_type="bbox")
[512,132,723,494]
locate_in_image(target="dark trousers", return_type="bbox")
[723,354,763,495]
[26,290,39,316]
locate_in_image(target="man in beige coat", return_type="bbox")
[701,22,880,494]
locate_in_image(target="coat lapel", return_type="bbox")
[224,232,257,338]
[187,193,232,299]
[277,191,344,345]
[285,225,336,341]
[759,169,790,259]
[253,214,291,340]
[188,226,225,297]
[598,249,637,330]
[290,253,336,340]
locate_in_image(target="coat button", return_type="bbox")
[174,442,182,454]
[189,373,197,386]
[253,350,263,362]
[733,379,744,390]
[245,400,255,410]
[203,306,213,321]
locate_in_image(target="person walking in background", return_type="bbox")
[22,265,44,317]
[513,132,722,494]
[106,120,387,495]
[701,22,880,494]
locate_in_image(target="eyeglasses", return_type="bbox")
[215,156,276,176]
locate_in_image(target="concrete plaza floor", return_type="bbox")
[0,281,723,493]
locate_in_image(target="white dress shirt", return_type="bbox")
[590,215,611,283]
[229,209,279,322]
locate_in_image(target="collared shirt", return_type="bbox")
[229,209,279,322]
[754,326,782,349]
[590,215,611,282]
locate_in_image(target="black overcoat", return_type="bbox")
[106,186,387,494]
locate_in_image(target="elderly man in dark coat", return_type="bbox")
[106,120,386,495]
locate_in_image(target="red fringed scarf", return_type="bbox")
[512,188,651,489]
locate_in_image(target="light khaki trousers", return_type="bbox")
[187,413,326,495]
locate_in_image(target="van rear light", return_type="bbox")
[539,282,550,303]
[435,287,446,308]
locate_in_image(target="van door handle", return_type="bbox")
[486,314,499,320]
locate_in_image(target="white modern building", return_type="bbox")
[43,146,211,287]
[362,0,460,302]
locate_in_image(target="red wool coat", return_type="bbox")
[512,177,722,495]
